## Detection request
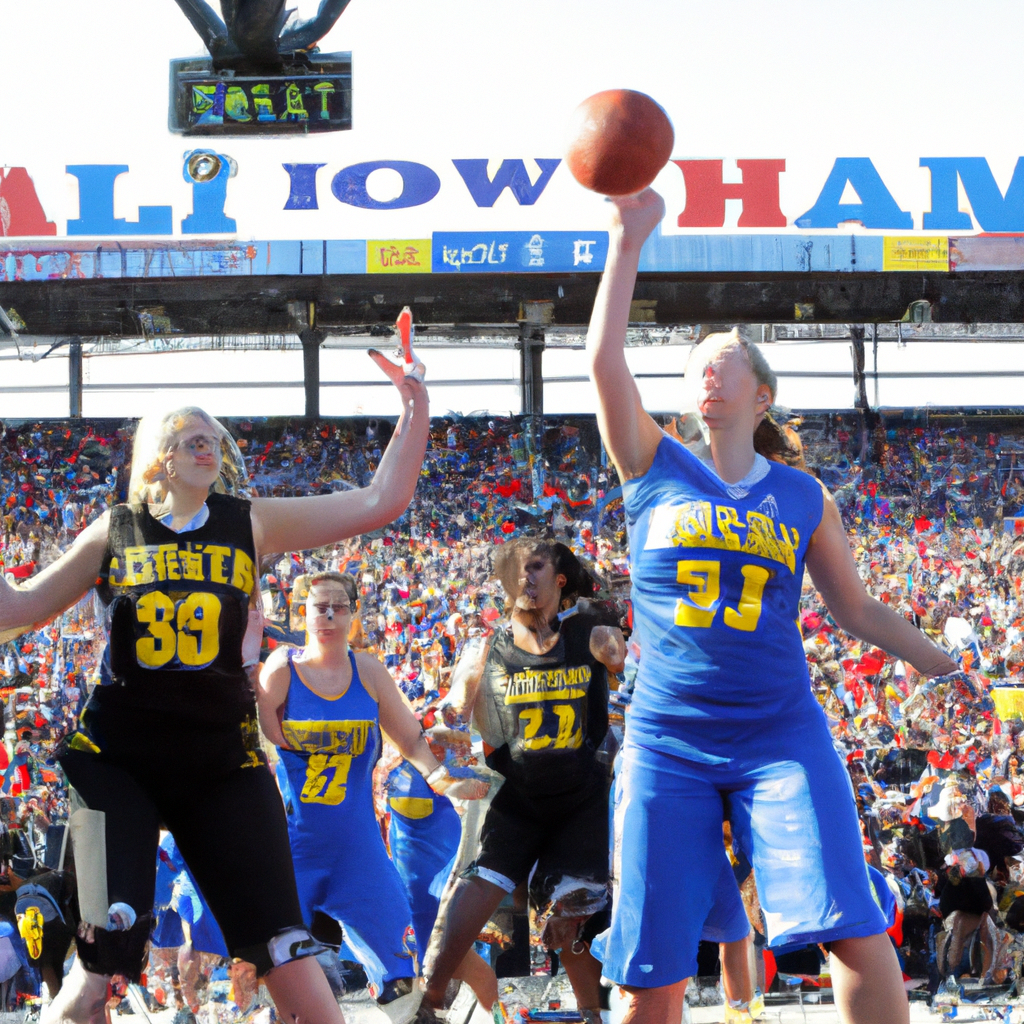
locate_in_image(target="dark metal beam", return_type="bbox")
[519,324,545,419]
[850,324,867,413]
[299,327,324,417]
[8,270,1024,337]
[279,0,355,51]
[69,337,83,417]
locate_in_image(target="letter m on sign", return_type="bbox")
[453,159,560,207]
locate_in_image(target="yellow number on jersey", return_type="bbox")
[519,704,581,750]
[300,753,353,805]
[675,559,769,633]
[177,592,221,667]
[519,708,551,750]
[136,591,223,669]
[135,592,177,668]
[674,560,720,628]
[723,564,770,632]
[552,704,582,749]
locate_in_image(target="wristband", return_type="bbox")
[424,764,449,788]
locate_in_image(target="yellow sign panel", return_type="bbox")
[366,239,431,273]
[882,237,949,272]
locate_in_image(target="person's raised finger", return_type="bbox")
[367,348,405,386]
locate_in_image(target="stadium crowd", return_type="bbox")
[4,410,1024,1016]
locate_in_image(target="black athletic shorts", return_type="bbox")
[59,703,304,975]
[471,770,609,901]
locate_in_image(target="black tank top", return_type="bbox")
[87,492,257,726]
[479,613,608,794]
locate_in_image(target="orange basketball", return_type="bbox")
[565,89,674,196]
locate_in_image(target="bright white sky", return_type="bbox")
[2,0,1023,238]
[2,2,1023,415]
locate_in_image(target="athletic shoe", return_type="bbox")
[723,990,766,1024]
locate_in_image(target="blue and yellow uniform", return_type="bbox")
[592,436,886,987]
[278,650,417,994]
[385,761,461,950]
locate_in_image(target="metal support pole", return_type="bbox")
[519,325,545,420]
[69,337,83,418]
[850,325,868,413]
[299,327,324,419]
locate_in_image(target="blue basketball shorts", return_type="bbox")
[592,721,886,988]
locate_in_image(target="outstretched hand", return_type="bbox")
[432,774,491,806]
[607,187,666,253]
[367,348,427,405]
[368,303,426,396]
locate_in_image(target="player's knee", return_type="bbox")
[236,926,326,977]
[75,912,154,982]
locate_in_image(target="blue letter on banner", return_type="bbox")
[794,158,912,230]
[181,151,236,234]
[921,157,1024,232]
[66,165,173,236]
[283,164,326,210]
[453,159,560,207]
[331,161,440,210]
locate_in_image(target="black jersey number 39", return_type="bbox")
[135,592,222,669]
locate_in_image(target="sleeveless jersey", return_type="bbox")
[476,614,608,793]
[278,650,381,839]
[623,435,825,763]
[88,492,256,726]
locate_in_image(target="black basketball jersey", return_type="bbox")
[478,613,608,794]
[88,492,257,724]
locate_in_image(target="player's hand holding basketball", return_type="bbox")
[608,188,666,254]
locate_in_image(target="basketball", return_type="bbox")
[564,89,674,196]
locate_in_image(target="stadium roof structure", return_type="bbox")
[4,309,1024,422]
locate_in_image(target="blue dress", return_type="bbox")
[277,650,417,993]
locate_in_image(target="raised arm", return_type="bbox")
[805,487,958,676]
[589,624,626,675]
[586,189,668,481]
[360,654,487,800]
[251,355,429,556]
[442,636,491,724]
[0,511,110,636]
[256,646,292,747]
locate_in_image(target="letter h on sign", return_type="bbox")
[674,160,787,228]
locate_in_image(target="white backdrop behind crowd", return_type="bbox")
[4,324,1024,418]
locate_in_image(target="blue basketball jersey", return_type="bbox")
[277,651,417,990]
[278,650,381,837]
[623,436,825,763]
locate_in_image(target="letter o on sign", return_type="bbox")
[331,161,441,209]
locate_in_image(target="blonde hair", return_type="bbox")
[695,328,778,401]
[127,406,250,504]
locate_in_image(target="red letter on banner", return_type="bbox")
[674,159,787,228]
[0,168,56,236]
